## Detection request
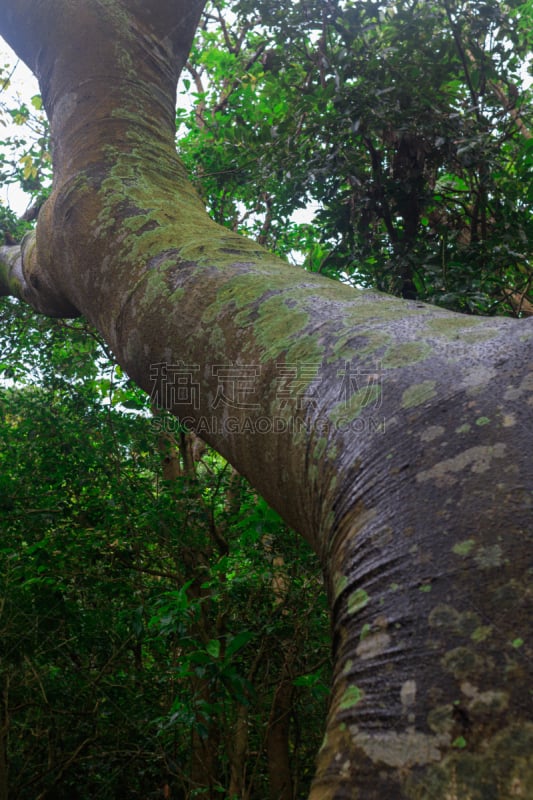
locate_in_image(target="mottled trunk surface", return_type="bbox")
[0,1,532,797]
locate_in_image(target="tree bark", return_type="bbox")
[266,644,296,800]
[228,703,249,799]
[0,678,8,800]
[0,1,532,797]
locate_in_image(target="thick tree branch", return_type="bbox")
[0,241,25,300]
[0,232,79,315]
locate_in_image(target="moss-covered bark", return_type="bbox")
[0,1,532,796]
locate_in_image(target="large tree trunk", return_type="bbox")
[0,1,532,797]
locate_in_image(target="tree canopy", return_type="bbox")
[175,0,533,310]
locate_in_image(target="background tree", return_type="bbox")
[0,1,532,798]
[177,0,533,310]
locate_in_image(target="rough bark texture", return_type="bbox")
[0,1,532,797]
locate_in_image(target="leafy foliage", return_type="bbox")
[0,302,330,799]
[0,61,50,217]
[177,0,533,313]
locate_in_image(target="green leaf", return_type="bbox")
[226,630,253,658]
[206,639,221,659]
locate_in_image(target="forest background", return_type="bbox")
[0,1,531,798]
